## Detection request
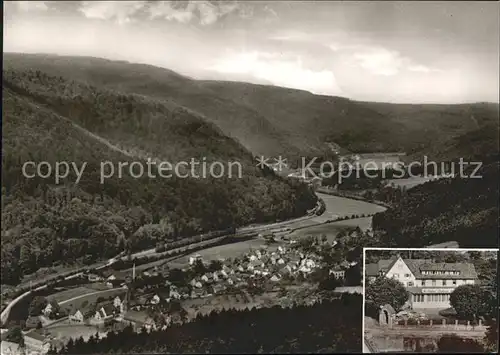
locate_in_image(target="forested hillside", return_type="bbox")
[2,53,499,285]
[1,68,316,285]
[408,123,500,163]
[5,53,499,160]
[52,294,362,354]
[372,162,499,248]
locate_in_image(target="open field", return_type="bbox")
[182,284,318,319]
[288,217,373,241]
[60,288,126,313]
[45,322,107,342]
[46,287,98,304]
[313,193,386,222]
[182,291,281,319]
[385,176,447,189]
[167,238,276,268]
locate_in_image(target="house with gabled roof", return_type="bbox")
[149,294,160,305]
[113,296,125,314]
[122,310,157,331]
[365,256,478,309]
[24,331,51,354]
[1,340,22,355]
[90,303,115,325]
[42,303,53,317]
[69,309,84,323]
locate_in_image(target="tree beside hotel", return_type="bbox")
[365,277,408,311]
[450,284,494,321]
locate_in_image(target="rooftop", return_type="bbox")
[366,257,478,279]
[123,310,154,325]
[24,331,46,342]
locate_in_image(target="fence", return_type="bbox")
[392,318,487,331]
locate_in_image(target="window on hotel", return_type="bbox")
[422,280,426,286]
[432,280,436,286]
[452,280,457,285]
[408,282,414,287]
[404,273,410,277]
[443,280,447,286]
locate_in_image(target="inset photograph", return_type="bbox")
[363,248,498,353]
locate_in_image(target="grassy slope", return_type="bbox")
[372,162,499,248]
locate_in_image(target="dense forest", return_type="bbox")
[1,68,316,285]
[51,294,362,354]
[372,161,499,248]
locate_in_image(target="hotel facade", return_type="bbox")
[365,256,478,309]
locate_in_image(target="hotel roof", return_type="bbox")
[365,257,478,279]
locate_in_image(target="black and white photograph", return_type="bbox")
[1,1,499,354]
[363,248,498,353]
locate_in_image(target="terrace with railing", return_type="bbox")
[392,317,487,331]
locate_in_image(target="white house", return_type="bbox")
[150,295,160,305]
[1,341,22,355]
[42,303,53,316]
[169,289,181,299]
[189,254,203,266]
[113,296,126,314]
[384,257,416,287]
[69,309,84,323]
[88,274,103,282]
[270,275,281,282]
[91,304,115,325]
[24,332,51,354]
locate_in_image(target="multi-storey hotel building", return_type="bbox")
[365,256,478,309]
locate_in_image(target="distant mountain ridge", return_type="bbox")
[4,53,499,161]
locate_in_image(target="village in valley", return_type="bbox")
[1,229,363,355]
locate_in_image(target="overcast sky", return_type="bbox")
[4,1,499,103]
